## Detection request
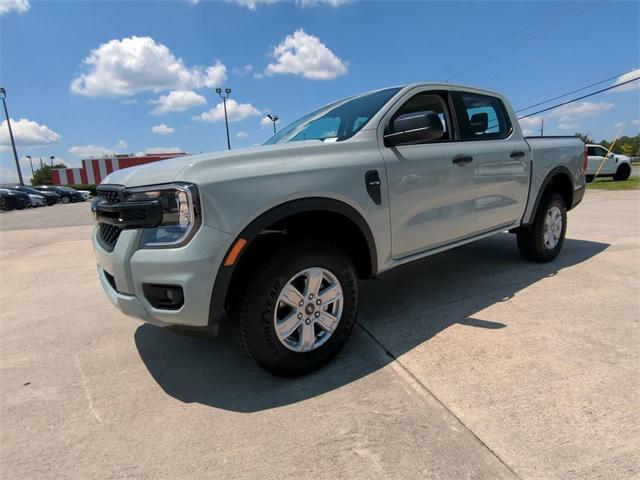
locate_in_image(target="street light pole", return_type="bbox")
[50,155,55,167]
[267,114,279,134]
[216,87,232,150]
[0,87,24,185]
[27,155,34,176]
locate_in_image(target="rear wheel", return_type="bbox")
[0,197,13,211]
[517,193,567,262]
[235,239,359,377]
[613,163,631,181]
[61,196,70,204]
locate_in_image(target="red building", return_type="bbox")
[51,152,188,185]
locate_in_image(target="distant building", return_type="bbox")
[51,152,188,185]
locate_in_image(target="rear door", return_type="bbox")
[587,145,615,175]
[451,90,530,233]
[378,87,479,258]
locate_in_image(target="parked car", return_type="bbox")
[27,192,46,207]
[34,185,83,203]
[75,189,92,201]
[92,83,586,376]
[0,188,31,210]
[60,186,88,202]
[585,144,632,181]
[0,184,60,206]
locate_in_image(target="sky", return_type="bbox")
[0,0,639,182]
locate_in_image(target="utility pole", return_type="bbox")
[50,156,55,167]
[27,155,34,175]
[0,87,24,185]
[267,114,279,134]
[216,87,232,150]
[540,118,544,136]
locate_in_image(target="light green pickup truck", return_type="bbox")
[93,83,586,376]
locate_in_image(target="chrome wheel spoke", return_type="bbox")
[276,311,302,338]
[305,268,324,297]
[280,284,304,308]
[319,284,342,305]
[317,311,339,333]
[299,321,316,352]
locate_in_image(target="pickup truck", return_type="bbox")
[92,83,586,376]
[585,143,632,182]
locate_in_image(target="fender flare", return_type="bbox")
[208,197,378,326]
[523,166,575,226]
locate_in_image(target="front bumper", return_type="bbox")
[93,222,231,330]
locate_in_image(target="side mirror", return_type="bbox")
[608,153,615,159]
[384,111,444,147]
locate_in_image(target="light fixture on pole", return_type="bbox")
[26,155,34,175]
[216,87,232,150]
[50,155,55,167]
[267,114,279,134]
[0,87,24,185]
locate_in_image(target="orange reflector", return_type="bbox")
[224,238,248,267]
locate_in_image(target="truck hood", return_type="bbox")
[100,141,329,187]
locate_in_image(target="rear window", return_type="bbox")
[456,92,511,140]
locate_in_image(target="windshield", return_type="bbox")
[264,87,402,145]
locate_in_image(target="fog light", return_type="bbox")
[143,284,184,310]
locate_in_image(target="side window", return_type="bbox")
[587,146,597,156]
[291,117,340,142]
[456,92,511,140]
[596,147,609,157]
[388,92,452,142]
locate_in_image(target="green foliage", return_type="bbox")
[30,165,53,185]
[69,184,97,195]
[574,132,593,144]
[597,134,640,157]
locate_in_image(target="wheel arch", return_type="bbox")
[524,166,576,226]
[208,197,378,327]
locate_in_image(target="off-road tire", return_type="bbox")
[613,163,631,181]
[234,239,359,377]
[517,193,567,262]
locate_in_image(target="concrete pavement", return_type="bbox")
[1,191,639,479]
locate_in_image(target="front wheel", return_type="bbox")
[613,163,631,181]
[517,193,567,262]
[61,196,70,204]
[235,239,359,377]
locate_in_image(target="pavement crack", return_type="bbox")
[73,353,103,424]
[355,320,521,480]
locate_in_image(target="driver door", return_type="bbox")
[379,89,479,258]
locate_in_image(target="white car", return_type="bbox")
[586,144,632,182]
[28,193,46,207]
[76,190,92,201]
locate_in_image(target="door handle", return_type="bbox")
[452,155,473,165]
[510,151,526,159]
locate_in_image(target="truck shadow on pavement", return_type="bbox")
[135,233,608,412]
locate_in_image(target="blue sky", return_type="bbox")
[1,0,638,182]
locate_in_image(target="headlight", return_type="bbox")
[123,183,201,248]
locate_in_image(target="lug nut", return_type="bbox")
[308,294,314,300]
[299,300,304,306]
[297,313,303,319]
[305,318,311,325]
[316,299,321,305]
[315,312,320,318]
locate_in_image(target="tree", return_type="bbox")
[620,143,635,157]
[30,163,67,185]
[574,132,593,144]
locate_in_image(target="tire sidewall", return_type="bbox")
[242,242,358,376]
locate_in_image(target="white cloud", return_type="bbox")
[297,0,350,6]
[68,145,115,158]
[151,124,175,135]
[116,140,128,149]
[232,64,254,76]
[557,123,578,130]
[71,36,227,97]
[0,118,61,149]
[228,0,279,9]
[150,90,206,114]
[237,131,248,139]
[612,68,640,92]
[143,147,184,154]
[548,101,614,122]
[121,99,138,105]
[0,0,30,15]
[518,116,543,136]
[266,29,347,80]
[260,116,274,126]
[614,122,625,129]
[253,72,264,80]
[193,99,261,122]
[632,119,640,126]
[227,0,349,8]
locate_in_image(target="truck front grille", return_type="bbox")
[96,185,125,252]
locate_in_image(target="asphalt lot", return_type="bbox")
[1,191,639,479]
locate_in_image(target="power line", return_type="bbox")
[517,76,640,119]
[515,70,635,113]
